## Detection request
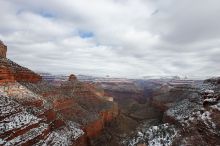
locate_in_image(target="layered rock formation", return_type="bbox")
[0,42,119,146]
[124,78,220,146]
[0,41,41,83]
[0,84,86,146]
[21,78,118,145]
[89,80,163,145]
[0,58,42,83]
[0,80,118,146]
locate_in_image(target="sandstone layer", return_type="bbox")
[0,58,42,83]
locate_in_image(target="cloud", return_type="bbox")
[0,0,220,78]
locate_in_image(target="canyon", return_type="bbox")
[71,76,220,146]
[0,41,119,146]
[1,40,220,146]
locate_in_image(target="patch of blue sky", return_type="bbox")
[39,10,55,18]
[78,31,94,38]
[16,9,55,19]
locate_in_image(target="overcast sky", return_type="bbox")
[0,0,220,78]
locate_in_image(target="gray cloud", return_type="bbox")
[0,0,220,78]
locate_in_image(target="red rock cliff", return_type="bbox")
[0,41,41,83]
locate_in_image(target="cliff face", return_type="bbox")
[0,42,119,146]
[152,88,194,112]
[98,82,146,105]
[0,41,41,84]
[162,84,220,145]
[0,59,42,84]
[0,81,88,146]
[0,79,118,146]
[21,79,119,145]
[58,80,119,139]
[88,80,164,145]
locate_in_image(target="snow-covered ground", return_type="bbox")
[37,121,84,146]
[124,123,179,146]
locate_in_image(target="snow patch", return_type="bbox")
[2,123,48,146]
[125,123,178,146]
[0,111,40,134]
[40,121,84,146]
[204,98,217,103]
[204,89,214,94]
[210,102,220,111]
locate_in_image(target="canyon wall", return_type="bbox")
[125,79,220,146]
[0,58,42,83]
[0,77,119,146]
